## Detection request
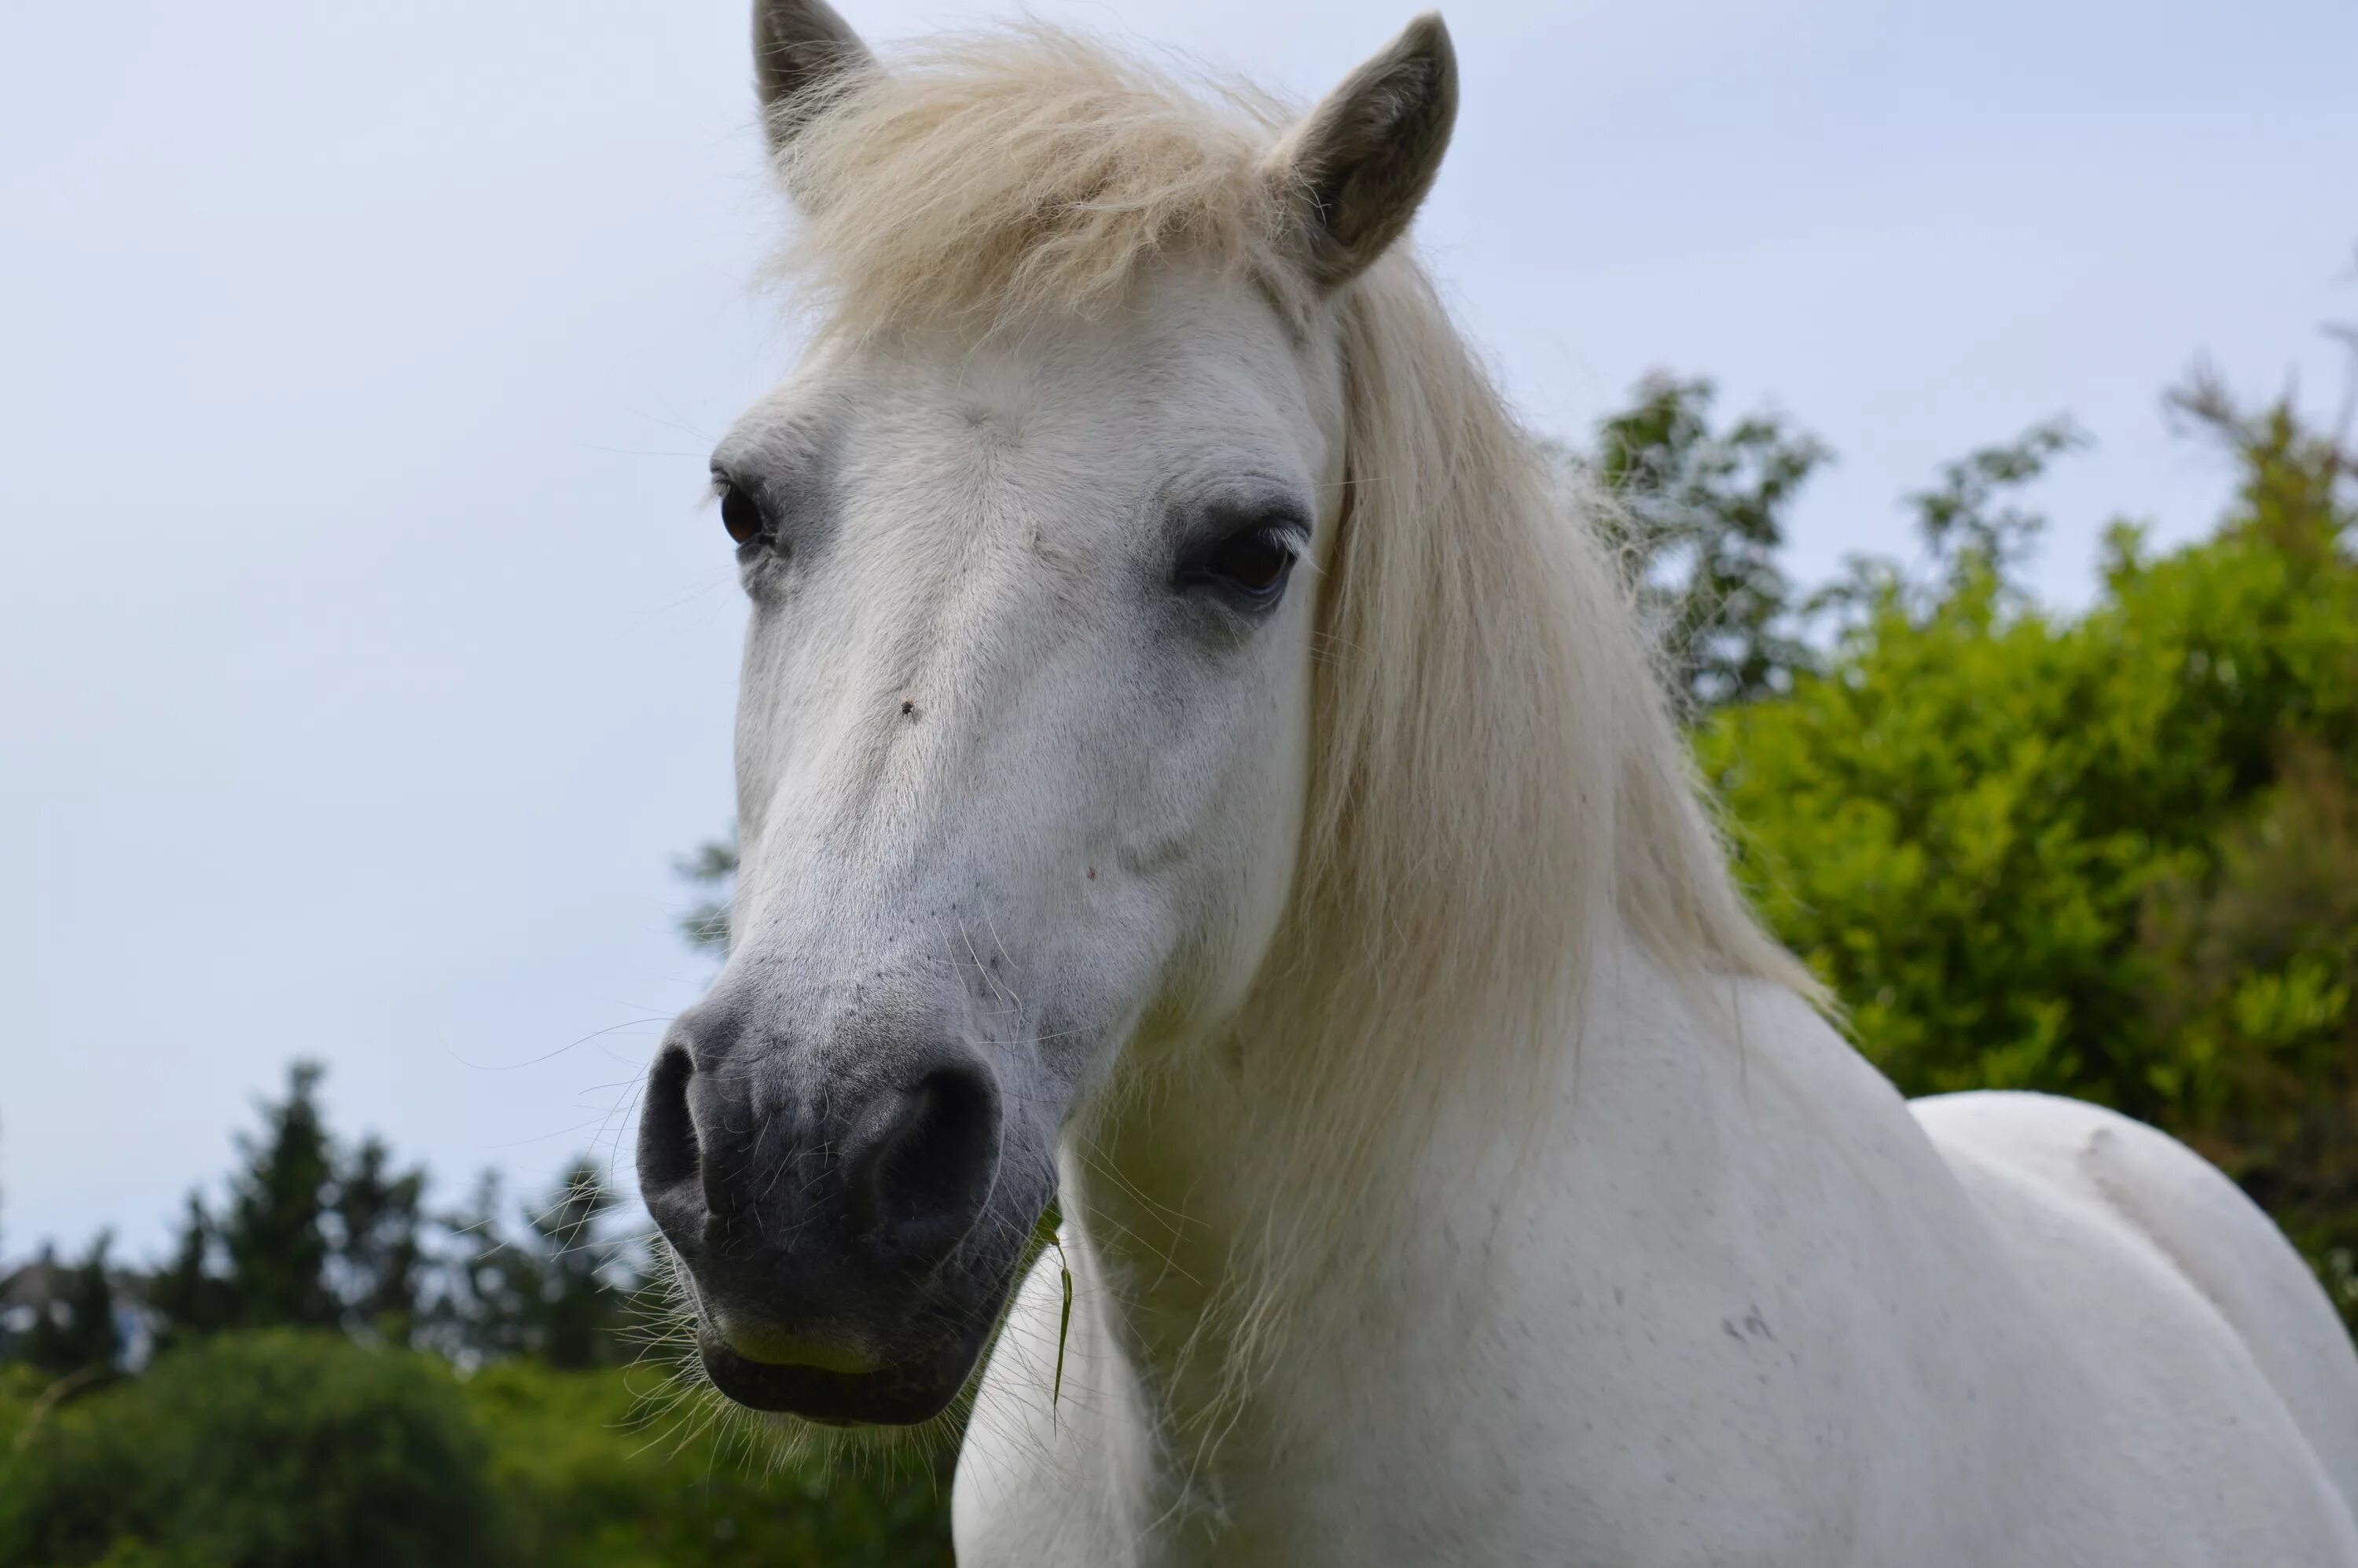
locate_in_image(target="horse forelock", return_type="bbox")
[764,26,1309,342]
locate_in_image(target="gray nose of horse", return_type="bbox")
[637,1005,1004,1350]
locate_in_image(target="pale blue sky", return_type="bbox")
[4,0,2352,1258]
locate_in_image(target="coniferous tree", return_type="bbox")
[20,1232,121,1379]
[429,1162,635,1367]
[219,1060,340,1329]
[432,1170,534,1363]
[148,1192,231,1346]
[529,1159,627,1370]
[332,1136,429,1344]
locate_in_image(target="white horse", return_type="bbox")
[634,4,2358,1561]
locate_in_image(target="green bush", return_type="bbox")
[0,1331,498,1568]
[1702,391,2358,1320]
[458,1359,952,1568]
[0,1338,953,1568]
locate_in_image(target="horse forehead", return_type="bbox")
[892,321,1305,446]
[835,265,1315,431]
[821,357,1312,571]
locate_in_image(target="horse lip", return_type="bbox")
[666,1250,972,1422]
[712,1319,881,1376]
[696,1330,964,1425]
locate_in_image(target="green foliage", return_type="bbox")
[141,1063,627,1366]
[2141,739,2358,1283]
[1908,416,2088,593]
[0,1331,500,1568]
[523,1161,630,1372]
[19,1235,121,1381]
[1805,417,2088,633]
[676,833,738,955]
[0,1344,953,1568]
[459,1360,953,1567]
[1703,363,2358,1318]
[435,1163,637,1371]
[219,1063,340,1331]
[153,1062,435,1346]
[147,1198,230,1353]
[333,1137,430,1344]
[1581,373,1834,709]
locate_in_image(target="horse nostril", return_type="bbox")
[847,1057,1003,1261]
[637,1041,708,1244]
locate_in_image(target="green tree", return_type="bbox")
[147,1197,230,1348]
[1803,415,2086,631]
[1909,416,2088,595]
[2139,734,2358,1303]
[331,1137,429,1344]
[1579,373,1834,709]
[19,1235,121,1383]
[218,1063,338,1331]
[432,1163,635,1369]
[524,1160,627,1372]
[435,1171,534,1364]
[149,1064,435,1350]
[1702,351,2358,1316]
[676,832,738,956]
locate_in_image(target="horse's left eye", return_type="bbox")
[718,482,766,545]
[1187,525,1299,604]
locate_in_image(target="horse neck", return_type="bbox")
[1060,919,1743,1479]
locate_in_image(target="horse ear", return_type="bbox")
[753,0,875,154]
[1264,13,1459,292]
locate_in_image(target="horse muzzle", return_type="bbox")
[637,997,1021,1424]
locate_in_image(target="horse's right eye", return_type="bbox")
[1180,520,1302,610]
[718,482,766,545]
[1200,527,1295,595]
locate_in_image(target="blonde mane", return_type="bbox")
[764,24,1818,1419]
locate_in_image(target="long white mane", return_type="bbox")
[764,24,1820,1397]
